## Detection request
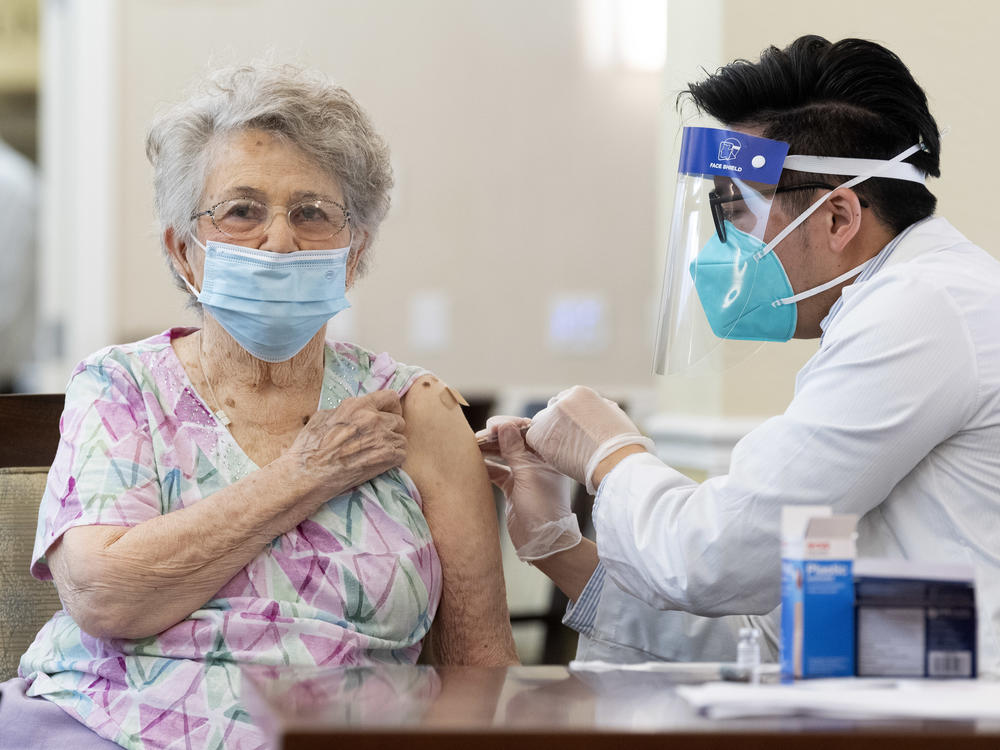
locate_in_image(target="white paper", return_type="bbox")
[677,679,1000,721]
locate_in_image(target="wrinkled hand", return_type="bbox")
[479,416,581,562]
[526,385,654,494]
[286,390,407,499]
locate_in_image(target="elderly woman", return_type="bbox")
[1,64,517,749]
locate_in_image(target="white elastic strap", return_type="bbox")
[585,433,656,495]
[183,234,207,297]
[772,257,874,307]
[183,275,201,297]
[753,143,923,262]
[783,155,926,184]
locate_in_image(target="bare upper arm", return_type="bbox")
[401,376,491,505]
[400,375,518,664]
[401,375,501,573]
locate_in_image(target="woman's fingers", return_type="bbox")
[380,411,406,435]
[288,390,412,497]
[367,388,402,415]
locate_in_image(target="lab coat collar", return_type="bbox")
[879,216,971,269]
[819,216,968,334]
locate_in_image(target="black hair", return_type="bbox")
[681,35,940,234]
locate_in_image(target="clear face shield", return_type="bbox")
[652,127,927,375]
[653,127,791,374]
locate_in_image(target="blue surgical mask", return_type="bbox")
[185,239,351,362]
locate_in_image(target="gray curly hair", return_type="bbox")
[145,63,393,294]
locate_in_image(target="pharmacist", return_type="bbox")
[479,35,1000,672]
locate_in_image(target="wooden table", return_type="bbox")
[241,664,1000,749]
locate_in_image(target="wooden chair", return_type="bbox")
[0,393,65,680]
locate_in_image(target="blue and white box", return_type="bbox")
[854,558,977,678]
[781,506,858,680]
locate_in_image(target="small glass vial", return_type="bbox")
[736,627,762,684]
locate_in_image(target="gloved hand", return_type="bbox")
[526,385,655,494]
[478,416,582,562]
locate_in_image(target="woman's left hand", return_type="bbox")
[283,389,408,503]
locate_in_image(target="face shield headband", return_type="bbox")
[754,143,926,298]
[653,126,927,374]
[743,144,924,328]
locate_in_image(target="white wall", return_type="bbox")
[36,0,665,405]
[37,0,119,391]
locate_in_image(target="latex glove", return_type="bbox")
[526,385,655,494]
[479,416,582,562]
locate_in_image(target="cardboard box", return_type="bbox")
[854,558,977,678]
[781,506,858,680]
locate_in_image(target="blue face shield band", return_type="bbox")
[185,239,352,362]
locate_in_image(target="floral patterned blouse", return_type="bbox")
[20,328,441,749]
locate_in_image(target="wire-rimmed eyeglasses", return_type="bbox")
[190,197,351,243]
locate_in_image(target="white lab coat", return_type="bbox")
[590,217,1000,673]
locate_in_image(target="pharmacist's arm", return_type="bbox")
[532,538,600,602]
[592,282,975,617]
[556,554,782,663]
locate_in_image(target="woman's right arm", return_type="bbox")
[47,390,407,640]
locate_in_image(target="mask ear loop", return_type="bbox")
[182,275,202,298]
[752,143,923,263]
[772,261,875,308]
[182,232,207,297]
